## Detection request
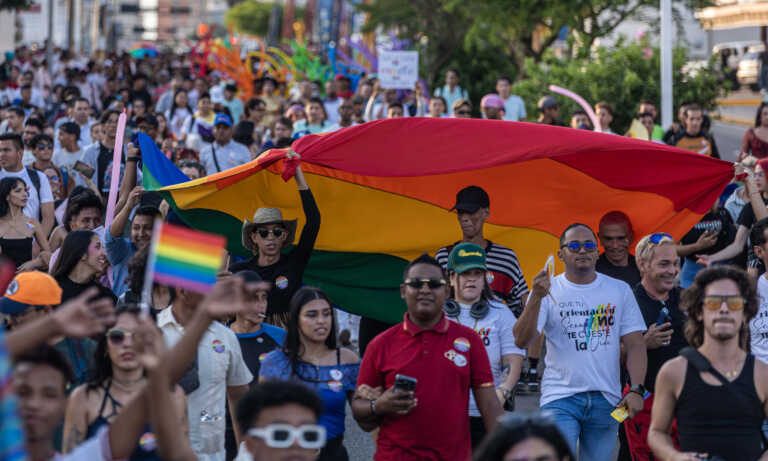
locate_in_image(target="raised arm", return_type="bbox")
[115,143,140,217]
[697,225,748,267]
[6,288,115,358]
[513,269,549,348]
[110,185,142,238]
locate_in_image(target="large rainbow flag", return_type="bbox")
[139,119,733,323]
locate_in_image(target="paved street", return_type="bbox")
[712,120,747,162]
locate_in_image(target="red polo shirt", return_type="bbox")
[357,312,494,461]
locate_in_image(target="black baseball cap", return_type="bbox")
[137,114,159,128]
[451,186,490,213]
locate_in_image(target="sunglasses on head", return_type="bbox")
[256,228,285,239]
[561,241,598,253]
[106,328,134,345]
[247,424,326,449]
[404,278,447,290]
[649,232,673,244]
[703,295,745,311]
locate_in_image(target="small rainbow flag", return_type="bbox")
[150,222,226,293]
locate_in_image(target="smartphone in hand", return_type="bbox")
[73,160,95,179]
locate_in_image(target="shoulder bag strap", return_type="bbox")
[211,145,221,173]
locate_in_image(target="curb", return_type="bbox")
[718,98,762,107]
[713,113,752,126]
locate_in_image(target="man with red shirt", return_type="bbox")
[351,253,502,461]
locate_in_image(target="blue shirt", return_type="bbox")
[433,85,469,114]
[105,225,136,297]
[259,349,358,439]
[0,330,27,461]
[503,95,526,121]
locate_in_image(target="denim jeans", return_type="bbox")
[541,391,619,460]
[680,258,702,289]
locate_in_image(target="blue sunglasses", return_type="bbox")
[561,241,598,252]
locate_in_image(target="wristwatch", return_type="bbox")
[498,386,513,400]
[629,384,647,397]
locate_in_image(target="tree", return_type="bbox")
[510,39,724,132]
[359,0,713,88]
[225,0,274,37]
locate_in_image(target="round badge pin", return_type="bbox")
[330,369,343,381]
[454,353,467,367]
[139,432,157,451]
[453,337,471,353]
[486,272,495,284]
[259,352,268,362]
[256,336,264,343]
[6,280,18,296]
[275,276,289,290]
[212,339,225,353]
[328,380,343,392]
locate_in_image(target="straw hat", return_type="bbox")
[242,208,297,253]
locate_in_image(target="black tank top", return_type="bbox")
[0,237,32,268]
[85,380,163,461]
[675,354,764,461]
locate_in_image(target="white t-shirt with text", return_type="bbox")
[751,275,768,363]
[536,272,646,406]
[447,299,525,416]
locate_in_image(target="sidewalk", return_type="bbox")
[715,88,763,125]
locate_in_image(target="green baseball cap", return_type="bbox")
[447,243,487,274]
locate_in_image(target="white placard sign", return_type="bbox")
[377,50,419,89]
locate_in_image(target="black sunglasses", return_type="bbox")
[404,278,447,289]
[256,228,285,239]
[106,328,134,345]
[456,110,472,115]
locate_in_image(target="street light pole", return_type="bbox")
[660,0,673,129]
[46,0,53,74]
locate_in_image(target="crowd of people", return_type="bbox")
[1,42,768,461]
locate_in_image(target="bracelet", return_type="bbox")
[370,399,379,416]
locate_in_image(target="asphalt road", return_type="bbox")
[711,120,747,162]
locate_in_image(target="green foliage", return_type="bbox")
[510,40,724,132]
[225,0,273,37]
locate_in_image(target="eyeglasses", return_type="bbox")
[106,328,134,345]
[649,232,673,244]
[456,110,472,115]
[35,144,52,149]
[561,241,598,253]
[256,228,285,239]
[247,424,326,449]
[703,295,745,311]
[403,278,447,289]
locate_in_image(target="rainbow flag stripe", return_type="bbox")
[153,223,225,293]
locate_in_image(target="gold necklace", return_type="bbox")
[720,357,745,380]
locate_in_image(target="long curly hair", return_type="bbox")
[680,265,758,349]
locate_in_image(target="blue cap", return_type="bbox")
[214,113,233,127]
